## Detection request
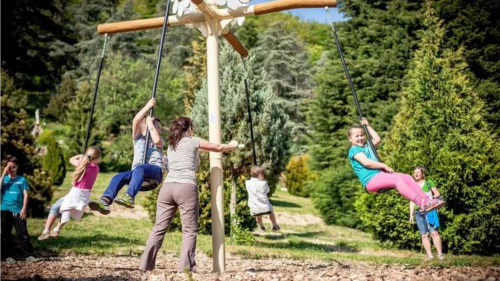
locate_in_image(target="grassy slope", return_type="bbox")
[28,172,500,267]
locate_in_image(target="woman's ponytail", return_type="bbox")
[168,117,193,150]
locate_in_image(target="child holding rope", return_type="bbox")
[38,147,101,240]
[347,118,445,212]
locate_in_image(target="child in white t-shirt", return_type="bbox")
[245,166,280,231]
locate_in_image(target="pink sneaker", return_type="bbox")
[425,198,445,212]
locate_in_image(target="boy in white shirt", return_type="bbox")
[245,166,281,231]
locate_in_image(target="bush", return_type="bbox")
[357,9,500,255]
[42,136,66,186]
[145,171,256,235]
[311,164,363,229]
[285,154,314,197]
[37,129,54,146]
[100,134,134,172]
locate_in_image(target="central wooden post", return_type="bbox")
[207,16,225,273]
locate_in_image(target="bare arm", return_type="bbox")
[132,98,156,138]
[146,117,162,147]
[1,163,13,190]
[69,154,83,167]
[199,140,239,153]
[20,190,28,219]
[431,186,441,197]
[360,118,381,148]
[353,153,393,172]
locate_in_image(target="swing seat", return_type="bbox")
[140,178,160,192]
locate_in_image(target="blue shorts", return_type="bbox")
[49,197,65,217]
[415,211,438,234]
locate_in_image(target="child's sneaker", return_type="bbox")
[88,199,110,215]
[259,225,266,231]
[115,194,135,208]
[425,255,434,261]
[272,225,281,231]
[438,254,445,261]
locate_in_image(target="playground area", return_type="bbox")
[2,173,500,280]
[2,0,500,279]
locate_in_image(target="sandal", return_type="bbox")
[425,198,446,212]
[50,230,60,238]
[38,232,51,241]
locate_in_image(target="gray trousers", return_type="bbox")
[140,182,199,273]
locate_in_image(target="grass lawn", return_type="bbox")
[27,172,500,267]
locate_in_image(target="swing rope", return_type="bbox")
[241,57,258,166]
[140,1,172,191]
[83,33,109,154]
[325,7,380,162]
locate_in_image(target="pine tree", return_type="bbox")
[45,76,77,122]
[253,22,313,149]
[65,81,94,156]
[155,43,293,233]
[1,70,54,216]
[307,0,424,228]
[43,136,66,186]
[360,7,500,255]
[184,36,207,114]
[435,0,500,134]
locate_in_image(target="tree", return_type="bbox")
[45,76,77,122]
[65,81,95,157]
[285,154,315,197]
[253,22,313,146]
[359,7,500,255]
[307,0,425,228]
[1,70,54,217]
[434,0,500,134]
[147,43,293,234]
[1,0,77,113]
[42,136,66,186]
[183,36,207,114]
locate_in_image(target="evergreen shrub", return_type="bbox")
[42,136,66,186]
[145,171,256,235]
[285,154,314,197]
[311,164,363,229]
[357,9,500,255]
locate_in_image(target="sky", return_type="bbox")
[250,0,347,23]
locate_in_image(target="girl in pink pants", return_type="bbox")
[347,118,445,211]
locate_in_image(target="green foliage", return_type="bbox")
[1,70,54,216]
[311,165,362,229]
[183,36,207,114]
[37,130,55,146]
[2,0,77,113]
[45,77,77,122]
[230,221,256,246]
[95,52,183,137]
[308,0,424,170]
[361,8,500,255]
[434,0,500,134]
[253,22,313,151]
[145,171,256,235]
[285,154,314,197]
[42,136,66,186]
[191,43,292,195]
[65,81,96,157]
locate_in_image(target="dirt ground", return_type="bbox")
[2,251,500,281]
